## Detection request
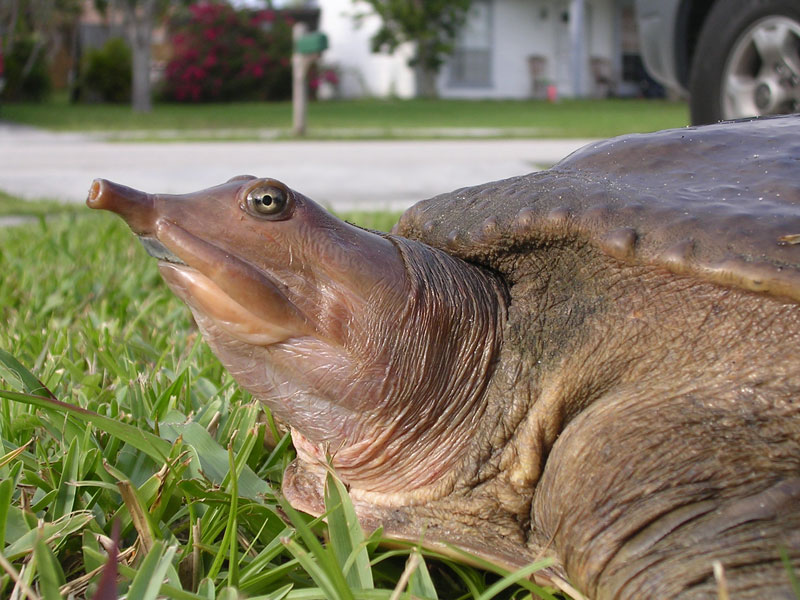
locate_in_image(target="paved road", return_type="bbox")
[1,124,597,212]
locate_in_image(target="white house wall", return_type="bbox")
[439,0,541,99]
[318,0,417,98]
[316,0,621,99]
[439,0,619,99]
[588,0,619,91]
[590,0,616,58]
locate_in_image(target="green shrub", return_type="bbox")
[82,37,132,103]
[1,38,52,101]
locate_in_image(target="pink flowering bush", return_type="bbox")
[309,67,339,91]
[163,2,293,102]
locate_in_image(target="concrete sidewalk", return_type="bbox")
[1,124,597,212]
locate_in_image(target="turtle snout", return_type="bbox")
[87,178,157,235]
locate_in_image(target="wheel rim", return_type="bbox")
[721,15,800,119]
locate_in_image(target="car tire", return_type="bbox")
[688,0,800,124]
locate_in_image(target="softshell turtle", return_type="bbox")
[87,115,800,599]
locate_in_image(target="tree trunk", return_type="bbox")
[124,0,155,113]
[21,37,45,79]
[130,28,152,112]
[415,64,438,98]
[292,22,309,136]
[3,0,20,54]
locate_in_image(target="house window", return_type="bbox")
[448,0,492,88]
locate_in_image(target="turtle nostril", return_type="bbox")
[85,178,157,235]
[86,179,105,208]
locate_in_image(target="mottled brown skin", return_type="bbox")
[88,116,800,599]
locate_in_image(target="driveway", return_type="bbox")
[0,124,597,212]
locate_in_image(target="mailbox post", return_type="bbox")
[292,24,329,137]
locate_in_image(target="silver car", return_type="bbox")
[635,0,800,124]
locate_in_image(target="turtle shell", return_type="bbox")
[395,115,800,303]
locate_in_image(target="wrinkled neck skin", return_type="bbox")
[190,234,506,499]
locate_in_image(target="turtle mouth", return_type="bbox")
[147,218,314,345]
[139,236,186,265]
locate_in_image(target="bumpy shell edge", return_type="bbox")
[395,115,800,303]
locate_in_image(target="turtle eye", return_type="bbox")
[245,185,290,218]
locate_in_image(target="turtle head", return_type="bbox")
[87,176,504,498]
[87,176,406,347]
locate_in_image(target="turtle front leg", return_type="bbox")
[533,383,800,600]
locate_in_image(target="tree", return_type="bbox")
[1,0,82,100]
[111,0,173,112]
[119,0,156,112]
[358,0,472,98]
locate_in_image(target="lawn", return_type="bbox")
[1,97,689,139]
[0,208,560,599]
[0,191,85,218]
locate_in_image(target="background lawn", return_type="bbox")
[0,191,85,218]
[1,97,689,139]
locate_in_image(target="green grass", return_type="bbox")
[0,209,560,599]
[1,97,689,139]
[0,190,83,218]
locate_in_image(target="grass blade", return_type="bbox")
[85,544,208,600]
[407,550,437,600]
[476,558,556,600]
[5,511,93,561]
[779,548,800,599]
[446,544,559,600]
[0,478,13,550]
[0,389,171,463]
[116,479,156,553]
[206,442,241,583]
[387,551,418,600]
[33,537,66,600]
[53,437,80,520]
[0,348,56,399]
[227,442,239,588]
[324,471,373,590]
[248,582,293,600]
[153,368,188,421]
[0,550,37,600]
[217,587,239,600]
[160,421,270,500]
[282,537,342,600]
[127,540,177,600]
[277,495,354,600]
[0,440,32,469]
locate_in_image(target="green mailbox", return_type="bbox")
[295,32,328,55]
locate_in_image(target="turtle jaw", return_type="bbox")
[138,236,186,266]
[159,263,306,346]
[138,240,272,342]
[152,218,315,346]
